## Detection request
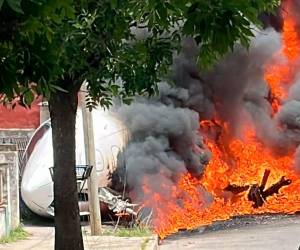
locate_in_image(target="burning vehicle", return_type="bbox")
[20,108,133,218]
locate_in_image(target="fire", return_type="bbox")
[264,0,300,113]
[143,125,300,239]
[141,1,300,239]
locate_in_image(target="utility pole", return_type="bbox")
[80,85,102,235]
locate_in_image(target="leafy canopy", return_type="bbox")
[0,0,280,107]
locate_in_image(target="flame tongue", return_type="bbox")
[264,0,300,113]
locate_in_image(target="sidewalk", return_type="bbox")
[0,225,158,250]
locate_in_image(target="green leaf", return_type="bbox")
[183,18,195,35]
[0,0,4,10]
[6,0,24,14]
[110,0,117,9]
[109,84,119,95]
[49,84,68,93]
[24,91,34,105]
[45,27,54,43]
[122,97,133,105]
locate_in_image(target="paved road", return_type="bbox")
[159,216,300,250]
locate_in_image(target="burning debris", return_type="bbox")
[98,187,139,217]
[225,169,292,208]
[112,0,300,240]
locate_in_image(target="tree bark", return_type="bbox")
[48,83,84,250]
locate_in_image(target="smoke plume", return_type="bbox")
[114,3,300,208]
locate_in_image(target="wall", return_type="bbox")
[0,144,19,238]
[0,101,40,129]
[0,207,6,237]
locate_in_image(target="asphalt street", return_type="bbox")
[159,215,300,250]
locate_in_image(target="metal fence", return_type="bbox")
[0,137,29,174]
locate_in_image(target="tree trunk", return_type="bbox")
[48,85,84,250]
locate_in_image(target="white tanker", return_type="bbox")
[21,108,128,217]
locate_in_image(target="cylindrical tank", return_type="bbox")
[21,108,127,217]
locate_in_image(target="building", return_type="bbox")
[0,101,47,238]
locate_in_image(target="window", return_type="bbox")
[22,123,51,167]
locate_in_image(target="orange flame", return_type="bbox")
[264,0,300,113]
[143,126,300,239]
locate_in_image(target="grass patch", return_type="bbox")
[0,226,29,244]
[103,226,152,237]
